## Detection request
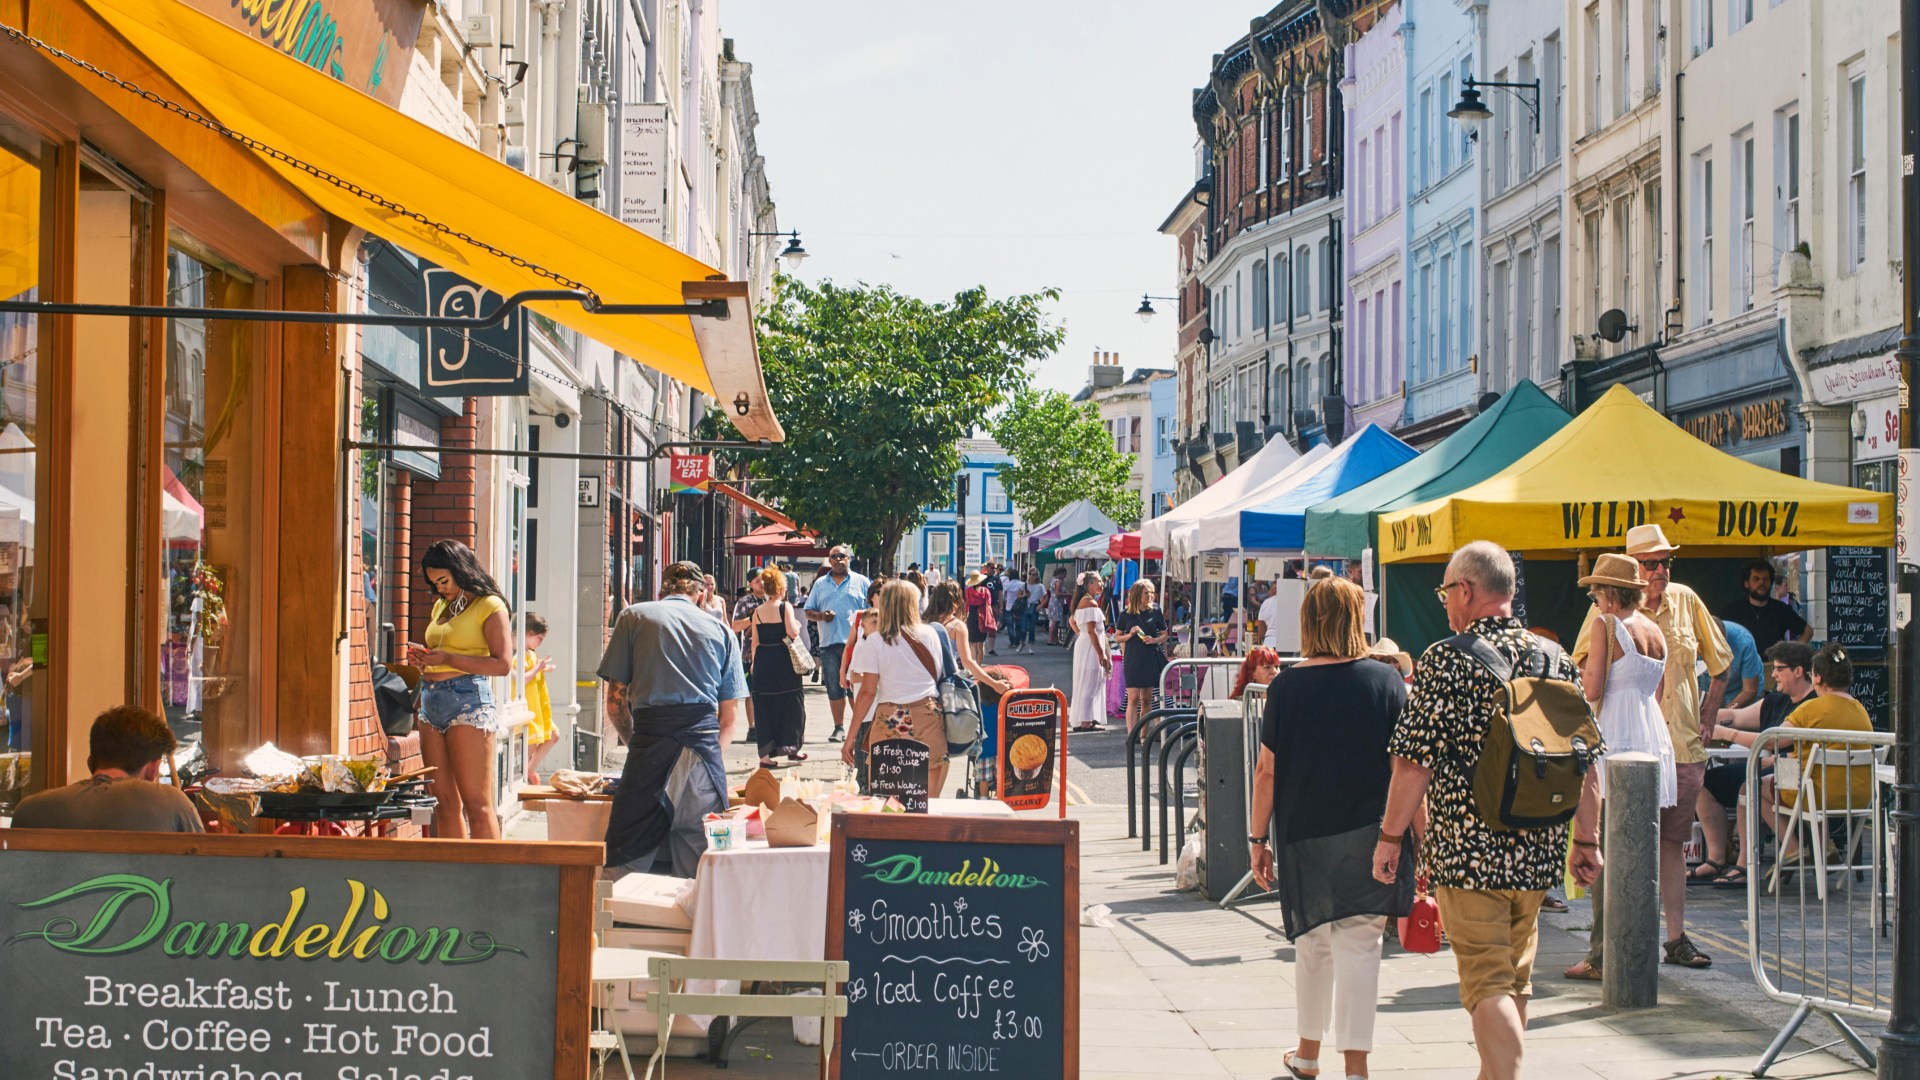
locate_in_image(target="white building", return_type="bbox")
[1078,356,1178,526]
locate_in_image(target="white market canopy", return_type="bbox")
[1051,534,1115,560]
[1138,433,1304,555]
[1022,499,1120,552]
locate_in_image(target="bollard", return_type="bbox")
[1601,751,1661,1009]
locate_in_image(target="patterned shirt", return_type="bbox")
[1388,616,1599,892]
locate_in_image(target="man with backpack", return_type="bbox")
[1373,541,1604,1080]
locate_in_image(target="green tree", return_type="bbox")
[749,277,1063,561]
[990,389,1140,528]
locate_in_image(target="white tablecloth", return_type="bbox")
[680,799,1014,1019]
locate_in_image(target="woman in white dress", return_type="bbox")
[1564,552,1675,981]
[1070,572,1112,733]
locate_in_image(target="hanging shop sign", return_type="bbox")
[1676,397,1793,450]
[668,454,711,496]
[180,0,427,107]
[387,391,442,480]
[619,103,669,239]
[421,269,530,397]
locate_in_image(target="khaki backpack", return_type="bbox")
[1446,632,1601,832]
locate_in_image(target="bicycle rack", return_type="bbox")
[1157,719,1199,863]
[1127,704,1196,839]
[1133,709,1195,850]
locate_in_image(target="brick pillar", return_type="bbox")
[408,400,480,636]
[385,471,413,656]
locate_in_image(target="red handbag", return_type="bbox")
[1398,875,1444,954]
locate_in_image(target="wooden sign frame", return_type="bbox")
[824,812,1079,1080]
[0,830,602,1079]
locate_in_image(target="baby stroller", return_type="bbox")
[967,664,1031,799]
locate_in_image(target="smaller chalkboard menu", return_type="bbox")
[827,813,1079,1080]
[1827,546,1891,648]
[1851,663,1891,731]
[868,738,931,813]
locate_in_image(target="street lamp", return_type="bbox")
[750,230,809,271]
[1448,76,1541,134]
[1135,294,1179,325]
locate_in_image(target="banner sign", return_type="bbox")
[669,455,712,496]
[180,0,426,107]
[997,689,1068,815]
[619,103,668,239]
[422,269,530,397]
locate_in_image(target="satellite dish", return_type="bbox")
[1596,308,1636,344]
[1477,391,1502,414]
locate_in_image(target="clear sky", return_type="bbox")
[723,1,1259,397]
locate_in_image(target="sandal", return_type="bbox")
[1563,959,1603,982]
[1282,1050,1320,1079]
[1540,894,1569,913]
[1688,859,1729,885]
[786,750,810,762]
[1712,865,1749,888]
[758,758,778,770]
[1663,933,1712,968]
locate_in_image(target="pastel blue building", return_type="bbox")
[897,438,1019,576]
[1149,373,1177,517]
[1400,0,1478,445]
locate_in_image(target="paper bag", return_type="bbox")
[741,767,781,810]
[764,798,821,848]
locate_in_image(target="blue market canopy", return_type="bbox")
[1193,424,1418,554]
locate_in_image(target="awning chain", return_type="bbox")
[0,19,603,305]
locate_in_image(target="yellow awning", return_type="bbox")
[1378,384,1894,562]
[64,0,723,394]
[0,148,35,300]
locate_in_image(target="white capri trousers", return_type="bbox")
[1294,914,1387,1054]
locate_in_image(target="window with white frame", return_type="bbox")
[1585,4,1602,134]
[1458,240,1473,364]
[1156,415,1173,456]
[1490,260,1510,385]
[1645,179,1664,305]
[1301,83,1315,173]
[1391,279,1403,391]
[1252,260,1268,326]
[1130,416,1143,453]
[1846,67,1867,273]
[1319,240,1334,311]
[1735,130,1755,310]
[1418,88,1433,189]
[1355,295,1369,400]
[1494,66,1513,195]
[1235,271,1244,336]
[1212,379,1229,432]
[1612,194,1633,323]
[1545,35,1563,160]
[1373,125,1385,222]
[1729,0,1752,33]
[1295,246,1311,317]
[1439,73,1454,173]
[1584,211,1603,338]
[988,532,1008,564]
[1775,104,1801,251]
[1516,247,1535,383]
[928,531,951,573]
[1280,89,1294,174]
[1417,263,1433,382]
[1295,364,1312,413]
[1543,235,1561,375]
[1374,287,1388,396]
[1271,365,1289,420]
[1275,252,1289,324]
[1614,0,1631,118]
[1692,150,1715,325]
[1438,252,1453,368]
[985,473,1008,513]
[1391,112,1402,206]
[1257,102,1270,192]
[1517,52,1537,177]
[1692,0,1714,56]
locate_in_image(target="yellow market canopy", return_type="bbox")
[32,0,764,414]
[1378,384,1893,562]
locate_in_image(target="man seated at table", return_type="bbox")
[12,705,203,832]
[597,559,746,878]
[1689,641,1814,887]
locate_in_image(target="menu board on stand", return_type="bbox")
[0,831,599,1079]
[868,738,931,813]
[1826,545,1891,728]
[827,813,1079,1080]
[997,688,1068,815]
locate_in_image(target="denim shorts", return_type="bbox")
[420,674,498,733]
[820,644,849,701]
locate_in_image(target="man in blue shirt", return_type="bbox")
[803,544,870,742]
[597,560,747,877]
[1703,617,1763,714]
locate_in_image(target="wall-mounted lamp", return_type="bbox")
[1135,294,1180,325]
[1853,409,1868,441]
[750,230,809,271]
[1449,76,1541,135]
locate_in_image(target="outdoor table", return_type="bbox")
[1705,745,1748,761]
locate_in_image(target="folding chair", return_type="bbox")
[1766,745,1881,902]
[640,957,849,1080]
[589,880,682,1080]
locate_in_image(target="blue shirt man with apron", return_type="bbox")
[597,560,748,877]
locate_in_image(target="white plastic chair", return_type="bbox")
[1766,745,1881,902]
[640,956,849,1080]
[589,880,680,1080]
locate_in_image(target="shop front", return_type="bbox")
[1664,328,1805,476]
[1803,337,1903,495]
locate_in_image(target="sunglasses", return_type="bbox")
[1636,557,1674,571]
[1433,580,1467,604]
[828,553,849,560]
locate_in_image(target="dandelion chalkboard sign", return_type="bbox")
[826,813,1079,1079]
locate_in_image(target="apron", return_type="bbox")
[603,702,728,871]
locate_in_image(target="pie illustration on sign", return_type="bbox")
[1011,734,1048,779]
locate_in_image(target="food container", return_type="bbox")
[703,814,744,851]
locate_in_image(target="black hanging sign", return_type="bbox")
[867,738,931,813]
[827,813,1079,1080]
[422,268,530,396]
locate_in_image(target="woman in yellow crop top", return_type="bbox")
[405,540,511,840]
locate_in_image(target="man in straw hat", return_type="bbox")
[1565,524,1729,978]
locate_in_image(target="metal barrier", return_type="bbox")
[1128,704,1196,839]
[1742,727,1893,1076]
[1131,708,1195,849]
[1157,718,1198,863]
[1153,656,1248,712]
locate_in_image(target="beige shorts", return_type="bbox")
[1433,887,1546,1013]
[865,697,949,762]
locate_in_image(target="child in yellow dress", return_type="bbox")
[519,613,556,783]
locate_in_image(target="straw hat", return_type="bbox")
[1368,637,1414,678]
[1578,552,1648,589]
[1623,523,1679,556]
[965,571,985,587]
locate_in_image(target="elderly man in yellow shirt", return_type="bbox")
[1567,524,1729,977]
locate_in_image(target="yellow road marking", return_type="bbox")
[1686,926,1891,1007]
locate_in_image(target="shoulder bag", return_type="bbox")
[908,626,986,757]
[780,602,817,675]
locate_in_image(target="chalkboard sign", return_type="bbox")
[869,738,931,813]
[827,814,1079,1080]
[1851,663,1891,731]
[0,831,597,1079]
[997,689,1066,812]
[1508,550,1528,623]
[1827,546,1891,648]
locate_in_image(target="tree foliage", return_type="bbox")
[990,388,1141,528]
[750,277,1063,561]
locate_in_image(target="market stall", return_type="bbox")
[1022,499,1120,555]
[1192,424,1417,555]
[1137,434,1304,556]
[1376,384,1895,654]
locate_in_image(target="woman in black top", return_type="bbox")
[746,566,808,768]
[1248,577,1413,1080]
[1115,581,1170,734]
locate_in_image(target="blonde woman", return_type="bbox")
[1117,580,1171,734]
[840,580,951,797]
[1248,578,1412,1080]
